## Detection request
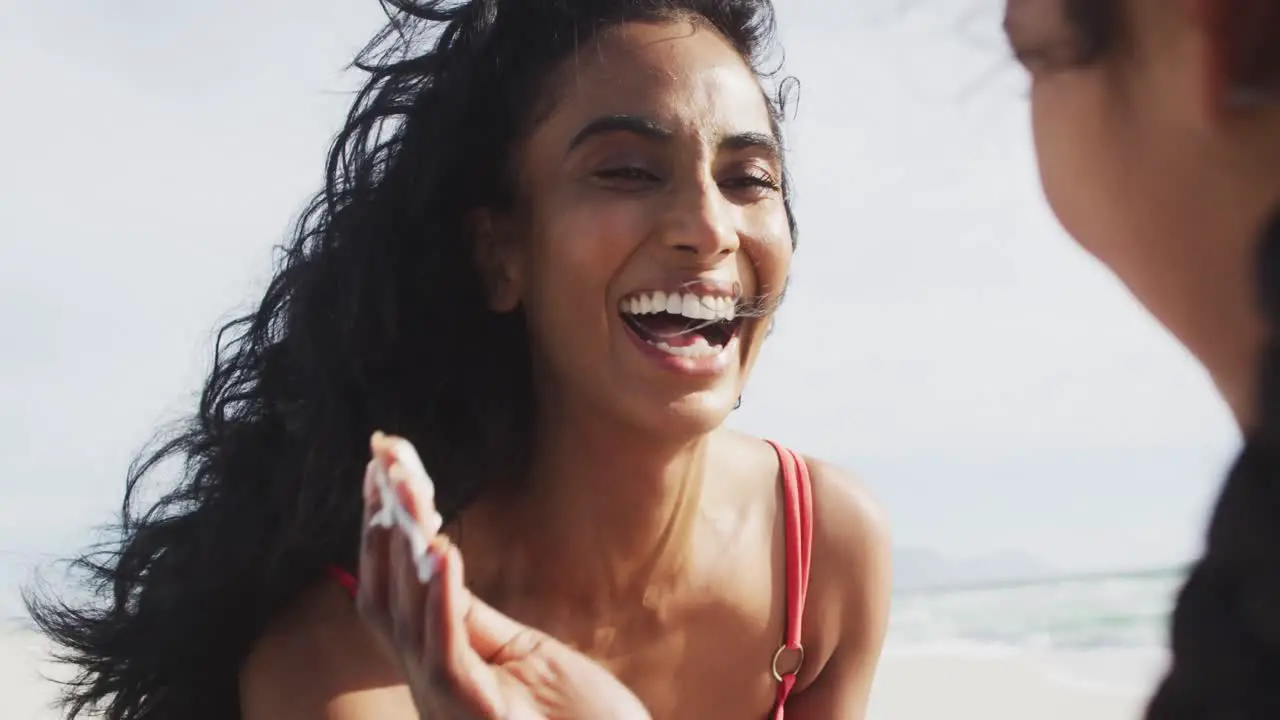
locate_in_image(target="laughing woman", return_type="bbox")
[27,1,890,719]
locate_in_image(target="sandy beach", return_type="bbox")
[3,627,1160,720]
[868,647,1160,720]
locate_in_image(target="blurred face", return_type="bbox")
[481,20,792,437]
[1004,0,1280,406]
[1005,0,1216,298]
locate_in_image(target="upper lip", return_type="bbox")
[619,277,741,303]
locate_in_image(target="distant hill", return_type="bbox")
[892,546,1055,592]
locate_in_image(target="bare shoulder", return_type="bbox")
[801,455,892,629]
[711,433,891,561]
[711,434,890,591]
[789,455,892,715]
[239,581,415,719]
[802,455,891,574]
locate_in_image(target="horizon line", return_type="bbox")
[894,562,1192,596]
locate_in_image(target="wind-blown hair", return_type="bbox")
[24,1,796,718]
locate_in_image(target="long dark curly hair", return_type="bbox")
[23,2,796,718]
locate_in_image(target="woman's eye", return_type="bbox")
[722,172,780,194]
[1010,44,1050,74]
[1009,40,1075,75]
[594,167,661,183]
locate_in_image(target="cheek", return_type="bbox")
[521,197,645,338]
[1029,78,1128,263]
[737,231,790,371]
[1029,70,1187,297]
[740,214,793,302]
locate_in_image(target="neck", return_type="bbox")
[1170,199,1278,432]
[483,398,714,610]
[1129,107,1280,433]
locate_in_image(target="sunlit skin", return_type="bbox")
[1004,0,1280,428]
[241,20,890,720]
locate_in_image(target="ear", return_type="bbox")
[472,209,522,313]
[1196,0,1280,113]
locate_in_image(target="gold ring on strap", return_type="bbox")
[771,644,806,683]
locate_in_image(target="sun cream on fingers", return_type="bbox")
[389,438,433,500]
[368,438,444,582]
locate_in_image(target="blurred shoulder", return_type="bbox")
[239,581,414,719]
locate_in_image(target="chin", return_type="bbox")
[642,389,738,439]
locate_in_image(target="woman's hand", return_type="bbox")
[356,432,651,720]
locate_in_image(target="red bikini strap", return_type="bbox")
[326,565,358,598]
[328,444,816,715]
[766,440,814,718]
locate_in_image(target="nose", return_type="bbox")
[661,176,740,260]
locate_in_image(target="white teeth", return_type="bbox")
[681,294,699,319]
[652,335,732,359]
[620,290,737,322]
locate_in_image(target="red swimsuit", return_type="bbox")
[328,440,813,719]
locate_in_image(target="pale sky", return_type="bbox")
[0,0,1241,611]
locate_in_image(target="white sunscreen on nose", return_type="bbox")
[367,438,444,583]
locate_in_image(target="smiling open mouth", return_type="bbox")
[619,290,742,359]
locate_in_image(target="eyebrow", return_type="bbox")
[566,114,782,161]
[720,131,781,162]
[567,114,673,152]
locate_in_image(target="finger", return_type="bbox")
[390,462,442,537]
[422,540,468,700]
[392,475,440,582]
[388,520,428,652]
[462,584,550,664]
[424,539,463,666]
[439,542,470,661]
[387,435,431,502]
[378,433,444,538]
[356,460,390,618]
[426,541,506,716]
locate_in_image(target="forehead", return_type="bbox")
[539,20,774,138]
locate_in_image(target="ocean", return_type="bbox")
[2,560,1183,716]
[2,557,1185,694]
[886,567,1185,693]
[5,558,1187,649]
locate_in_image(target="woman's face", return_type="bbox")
[1006,0,1279,342]
[484,20,792,437]
[1006,0,1213,294]
[1005,0,1280,419]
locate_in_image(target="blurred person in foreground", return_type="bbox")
[1002,0,1280,717]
